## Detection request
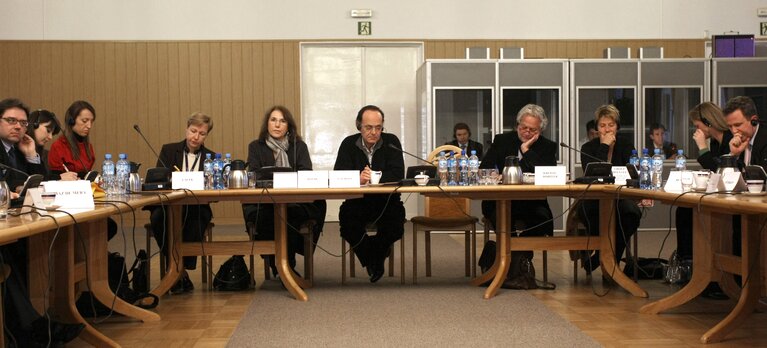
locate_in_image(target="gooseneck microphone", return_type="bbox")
[133,124,169,169]
[387,143,435,166]
[0,162,30,178]
[559,142,605,163]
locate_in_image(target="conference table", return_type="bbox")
[616,187,767,344]
[149,184,647,302]
[0,192,184,348]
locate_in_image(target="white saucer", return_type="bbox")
[692,187,707,192]
[742,191,767,196]
[367,183,383,187]
[44,205,62,211]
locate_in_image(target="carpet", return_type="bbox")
[227,229,600,347]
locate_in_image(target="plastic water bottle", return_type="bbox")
[652,148,664,189]
[212,153,224,190]
[639,148,652,190]
[116,153,130,194]
[458,150,469,186]
[437,151,448,186]
[447,151,458,186]
[629,149,639,169]
[223,153,232,188]
[203,153,213,190]
[675,149,686,171]
[101,154,115,195]
[468,150,479,186]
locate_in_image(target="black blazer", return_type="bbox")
[736,126,767,168]
[0,144,45,191]
[157,140,216,171]
[247,138,312,171]
[480,131,557,173]
[580,136,635,167]
[698,131,733,172]
[446,139,484,160]
[334,132,404,184]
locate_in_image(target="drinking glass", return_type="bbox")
[680,170,694,192]
[247,171,256,188]
[0,181,10,220]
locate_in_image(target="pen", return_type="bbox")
[174,165,181,171]
[63,164,69,172]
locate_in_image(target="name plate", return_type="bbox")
[172,171,205,190]
[41,180,95,210]
[329,170,360,188]
[534,166,566,185]
[20,187,45,213]
[664,171,682,193]
[611,166,631,186]
[720,171,747,192]
[298,170,329,188]
[273,172,298,188]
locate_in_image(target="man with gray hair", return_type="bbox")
[479,104,556,289]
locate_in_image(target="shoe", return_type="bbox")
[581,252,600,274]
[701,282,729,300]
[170,274,193,294]
[30,317,85,345]
[368,259,385,283]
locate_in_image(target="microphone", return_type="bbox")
[559,142,605,163]
[388,143,435,166]
[133,124,168,169]
[0,162,30,178]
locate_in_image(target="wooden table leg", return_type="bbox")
[641,208,726,313]
[150,205,183,299]
[482,200,510,299]
[274,203,308,301]
[81,220,159,322]
[701,214,762,344]
[598,198,647,298]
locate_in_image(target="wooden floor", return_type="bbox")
[67,223,767,347]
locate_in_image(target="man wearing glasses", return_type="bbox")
[479,104,557,288]
[0,98,45,194]
[334,105,405,283]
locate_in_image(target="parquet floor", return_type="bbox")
[66,223,766,347]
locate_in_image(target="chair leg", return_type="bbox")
[388,245,394,277]
[425,231,431,277]
[349,242,356,278]
[542,250,548,283]
[249,255,256,288]
[400,232,405,284]
[632,229,639,281]
[341,239,347,284]
[303,229,313,286]
[144,223,153,290]
[471,225,477,278]
[573,257,578,283]
[413,224,418,284]
[464,230,470,277]
[204,223,214,290]
[263,258,271,280]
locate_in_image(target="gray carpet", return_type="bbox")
[228,228,600,347]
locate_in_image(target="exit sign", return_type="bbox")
[762,22,767,36]
[358,21,371,36]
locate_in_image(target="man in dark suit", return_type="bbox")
[479,104,556,285]
[649,122,678,159]
[446,122,484,160]
[725,96,767,168]
[334,105,405,283]
[149,112,216,293]
[0,98,45,193]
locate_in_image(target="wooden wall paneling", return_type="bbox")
[284,42,299,117]
[176,42,191,136]
[240,43,256,143]
[262,42,275,108]
[251,42,265,137]
[208,41,223,152]
[273,42,286,105]
[230,42,245,160]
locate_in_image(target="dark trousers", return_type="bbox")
[339,195,405,267]
[149,204,213,270]
[578,199,641,262]
[482,199,554,260]
[677,207,742,260]
[1,245,41,346]
[242,200,326,267]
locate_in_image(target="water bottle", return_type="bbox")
[116,153,130,194]
[223,153,232,188]
[458,150,469,186]
[639,148,652,190]
[101,154,115,195]
[437,151,448,186]
[629,149,639,169]
[652,148,664,189]
[203,153,213,190]
[212,153,224,190]
[468,150,479,186]
[447,151,458,186]
[675,149,686,171]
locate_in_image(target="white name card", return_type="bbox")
[42,180,95,210]
[534,166,566,185]
[663,171,688,193]
[298,170,329,188]
[611,166,631,186]
[172,171,205,190]
[273,172,298,188]
[707,173,721,193]
[329,170,360,188]
[20,187,45,213]
[720,171,747,192]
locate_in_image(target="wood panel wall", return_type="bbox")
[0,38,704,224]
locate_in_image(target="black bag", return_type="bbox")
[213,255,252,291]
[76,252,159,317]
[130,249,149,293]
[477,241,552,290]
[622,257,668,279]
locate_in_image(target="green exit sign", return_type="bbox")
[358,21,371,36]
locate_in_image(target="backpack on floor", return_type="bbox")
[213,255,252,291]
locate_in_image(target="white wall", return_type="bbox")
[1,0,766,40]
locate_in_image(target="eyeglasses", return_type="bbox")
[361,125,384,133]
[1,117,29,128]
[517,125,539,134]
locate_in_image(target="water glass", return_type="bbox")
[247,171,256,188]
[0,181,9,220]
[680,170,694,192]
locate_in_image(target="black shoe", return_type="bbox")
[170,274,193,294]
[702,282,729,300]
[581,252,600,274]
[31,317,85,345]
[368,259,385,283]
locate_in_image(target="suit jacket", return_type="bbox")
[737,125,767,168]
[157,140,216,171]
[580,136,635,167]
[0,144,45,191]
[479,131,557,172]
[698,131,733,172]
[446,139,484,160]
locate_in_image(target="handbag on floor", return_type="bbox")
[213,255,252,291]
[76,252,159,317]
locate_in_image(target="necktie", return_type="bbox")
[745,143,752,165]
[7,147,17,169]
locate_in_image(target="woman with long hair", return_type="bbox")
[48,100,97,179]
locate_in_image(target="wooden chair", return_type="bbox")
[144,222,214,287]
[411,196,478,284]
[342,224,404,284]
[257,219,318,287]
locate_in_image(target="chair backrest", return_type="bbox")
[427,145,462,165]
[424,195,472,219]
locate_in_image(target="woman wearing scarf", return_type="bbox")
[243,105,326,278]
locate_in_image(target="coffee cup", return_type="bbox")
[746,179,764,193]
[370,170,383,185]
[414,174,429,186]
[693,171,710,190]
[522,172,535,184]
